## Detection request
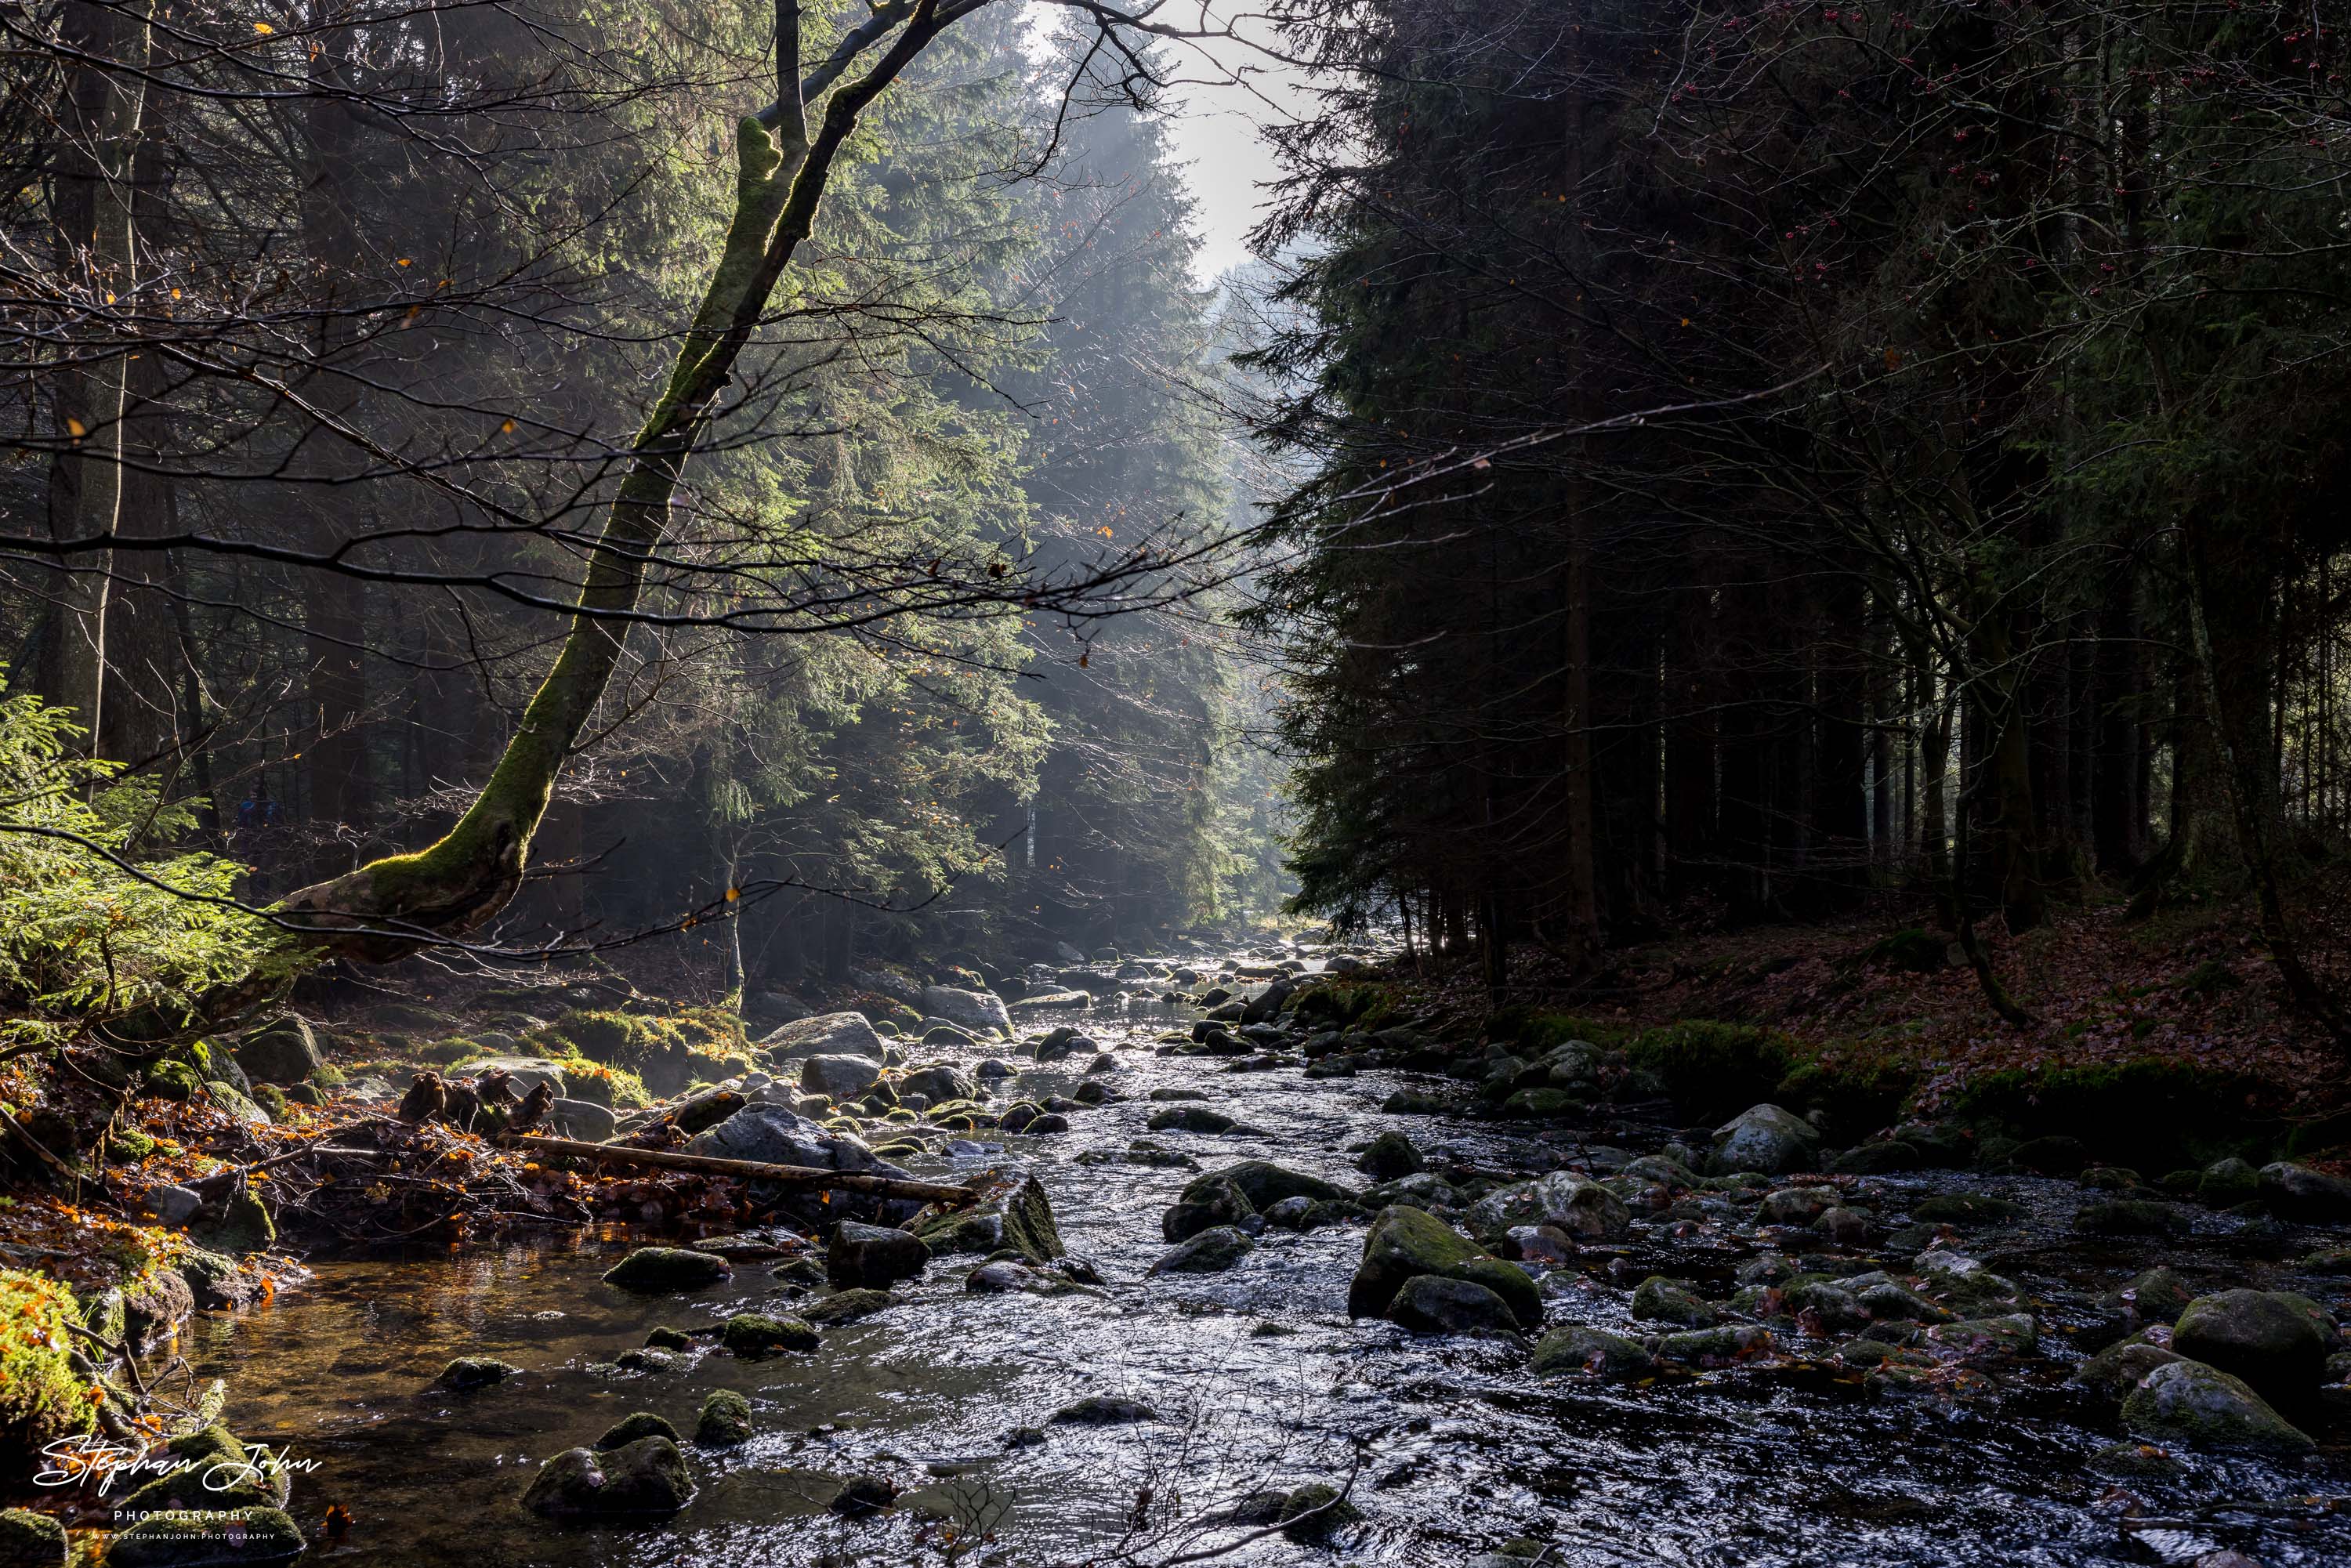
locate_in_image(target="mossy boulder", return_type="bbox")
[1708,1103,1821,1175]
[1631,1276,1718,1328]
[0,1510,63,1568]
[2071,1330,2185,1402]
[143,1059,201,1102]
[1162,1171,1255,1244]
[1531,1325,1655,1378]
[1386,1274,1521,1334]
[1150,1226,1254,1276]
[695,1389,754,1446]
[437,1357,520,1391]
[1357,1131,1423,1181]
[195,1190,273,1255]
[1147,1105,1237,1134]
[233,1017,321,1086]
[105,1507,305,1566]
[2171,1290,2333,1399]
[719,1313,817,1356]
[2121,1359,2316,1456]
[521,1436,694,1517]
[803,1288,893,1325]
[601,1247,730,1292]
[1348,1205,1539,1330]
[1201,1161,1353,1210]
[595,1413,679,1450]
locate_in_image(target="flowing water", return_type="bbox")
[172,954,2351,1567]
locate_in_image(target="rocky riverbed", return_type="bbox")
[154,943,2351,1567]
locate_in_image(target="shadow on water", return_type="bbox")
[175,965,2351,1566]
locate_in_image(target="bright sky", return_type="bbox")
[1161,25,1313,285]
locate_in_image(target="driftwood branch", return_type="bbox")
[502,1133,979,1205]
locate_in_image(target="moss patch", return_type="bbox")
[0,1269,97,1462]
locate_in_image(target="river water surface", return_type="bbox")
[183,957,2351,1567]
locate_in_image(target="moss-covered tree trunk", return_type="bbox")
[276,0,952,960]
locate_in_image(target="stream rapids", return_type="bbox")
[180,946,2351,1567]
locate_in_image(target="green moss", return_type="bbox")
[1487,1007,1631,1052]
[248,1085,288,1120]
[1775,1058,1914,1135]
[107,1128,157,1162]
[143,1059,199,1101]
[418,1037,478,1064]
[1862,928,1947,972]
[0,1270,98,1461]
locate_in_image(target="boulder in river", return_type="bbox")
[1147,1105,1237,1134]
[1050,1396,1156,1425]
[2074,1197,2187,1237]
[1162,1171,1256,1242]
[596,1413,679,1450]
[2121,1359,2316,1456]
[1708,1104,1822,1175]
[2072,1329,2186,1402]
[2196,1157,2261,1207]
[920,985,1011,1035]
[696,1389,754,1446]
[912,1172,1064,1264]
[2097,1266,2197,1327]
[1632,1276,1719,1327]
[106,1507,305,1567]
[1386,1274,1521,1334]
[2170,1289,2332,1398]
[437,1356,521,1390]
[2259,1161,2351,1222]
[1210,1161,1356,1209]
[1349,1204,1540,1330]
[603,1247,730,1291]
[1465,1171,1630,1241]
[1357,1131,1423,1181]
[522,1436,695,1518]
[800,1054,882,1098]
[803,1287,893,1324]
[899,1064,977,1104]
[828,1220,929,1289]
[759,1012,888,1061]
[1150,1226,1255,1276]
[720,1313,818,1356]
[1531,1325,1655,1379]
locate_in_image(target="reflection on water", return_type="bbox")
[180,976,2349,1567]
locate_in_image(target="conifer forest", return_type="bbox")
[2,5,2351,1566]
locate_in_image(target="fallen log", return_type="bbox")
[502,1134,979,1205]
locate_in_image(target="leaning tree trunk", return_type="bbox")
[275,0,953,959]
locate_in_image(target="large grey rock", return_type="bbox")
[2121,1359,2317,1456]
[800,1053,883,1098]
[686,1104,899,1174]
[2259,1161,2351,1222]
[150,1184,205,1226]
[2171,1289,2333,1398]
[759,1012,888,1062]
[899,1064,977,1104]
[1709,1103,1823,1175]
[1239,980,1295,1026]
[1386,1274,1520,1334]
[521,1436,695,1517]
[920,985,1011,1035]
[233,1016,321,1086]
[1348,1205,1539,1329]
[549,1098,617,1141]
[1163,1171,1256,1243]
[1465,1171,1629,1241]
[1150,1226,1255,1276]
[828,1221,928,1289]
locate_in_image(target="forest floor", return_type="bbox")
[1396,867,2351,1128]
